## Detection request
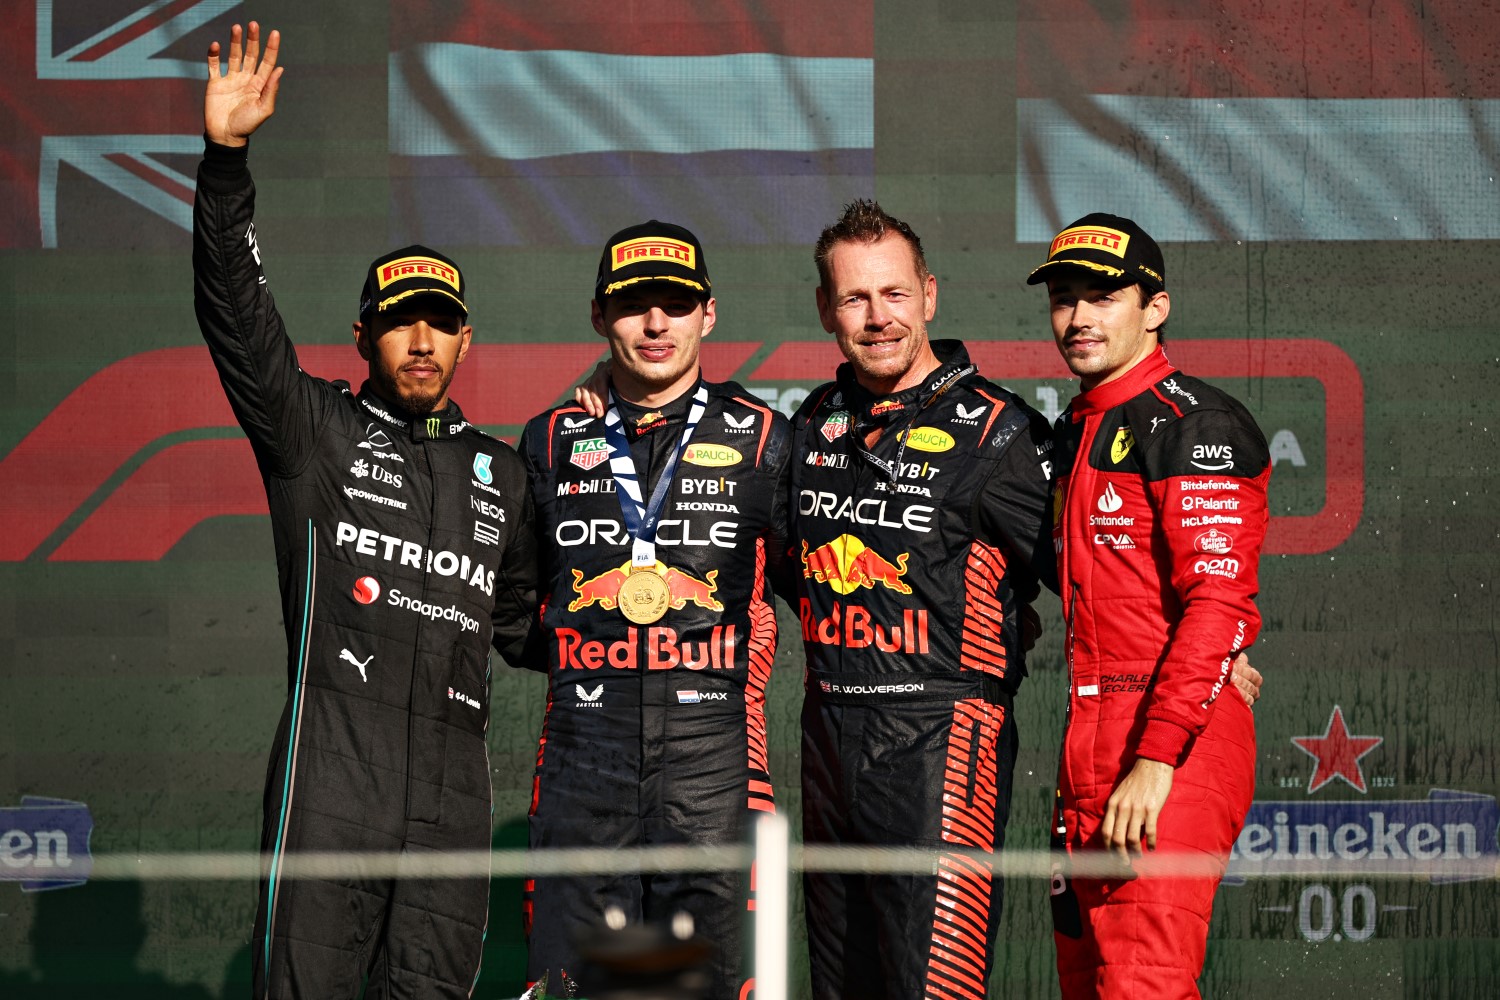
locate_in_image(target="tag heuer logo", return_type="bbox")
[570,437,608,470]
[821,411,849,442]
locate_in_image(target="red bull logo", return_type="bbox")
[568,561,724,613]
[801,535,912,595]
[800,599,929,654]
[555,625,738,671]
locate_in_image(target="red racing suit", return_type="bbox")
[1050,346,1269,998]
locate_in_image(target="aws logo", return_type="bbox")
[1191,443,1235,472]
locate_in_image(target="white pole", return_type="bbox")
[753,811,790,1000]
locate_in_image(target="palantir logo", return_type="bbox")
[0,797,94,891]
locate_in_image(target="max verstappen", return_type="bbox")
[193,25,537,998]
[1030,214,1268,998]
[792,201,1057,1000]
[520,221,792,998]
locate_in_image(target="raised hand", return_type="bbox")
[204,22,284,147]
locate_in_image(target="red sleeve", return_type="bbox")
[1135,406,1270,766]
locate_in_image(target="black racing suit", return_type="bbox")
[193,140,538,999]
[520,381,791,999]
[790,341,1055,1000]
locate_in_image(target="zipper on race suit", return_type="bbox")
[1058,591,1078,845]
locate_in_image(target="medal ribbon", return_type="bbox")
[854,363,975,485]
[604,384,710,569]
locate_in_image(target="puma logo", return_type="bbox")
[339,648,373,682]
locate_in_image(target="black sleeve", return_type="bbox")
[506,420,552,673]
[762,415,798,607]
[193,137,331,477]
[972,406,1059,595]
[490,459,542,670]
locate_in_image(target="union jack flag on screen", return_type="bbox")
[0,0,240,249]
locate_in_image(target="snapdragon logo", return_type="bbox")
[387,589,481,633]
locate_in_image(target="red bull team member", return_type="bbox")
[1029,214,1268,998]
[792,201,1058,1000]
[194,25,538,998]
[520,221,793,998]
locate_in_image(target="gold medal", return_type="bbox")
[618,569,670,624]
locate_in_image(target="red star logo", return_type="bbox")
[1291,705,1384,794]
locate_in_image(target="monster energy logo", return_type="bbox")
[427,417,440,436]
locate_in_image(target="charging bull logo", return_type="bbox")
[568,561,723,612]
[801,535,912,595]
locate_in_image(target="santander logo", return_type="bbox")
[1096,482,1123,513]
[351,576,382,605]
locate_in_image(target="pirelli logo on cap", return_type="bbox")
[1050,226,1129,260]
[611,237,696,271]
[378,256,461,292]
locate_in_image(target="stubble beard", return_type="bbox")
[373,363,453,418]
